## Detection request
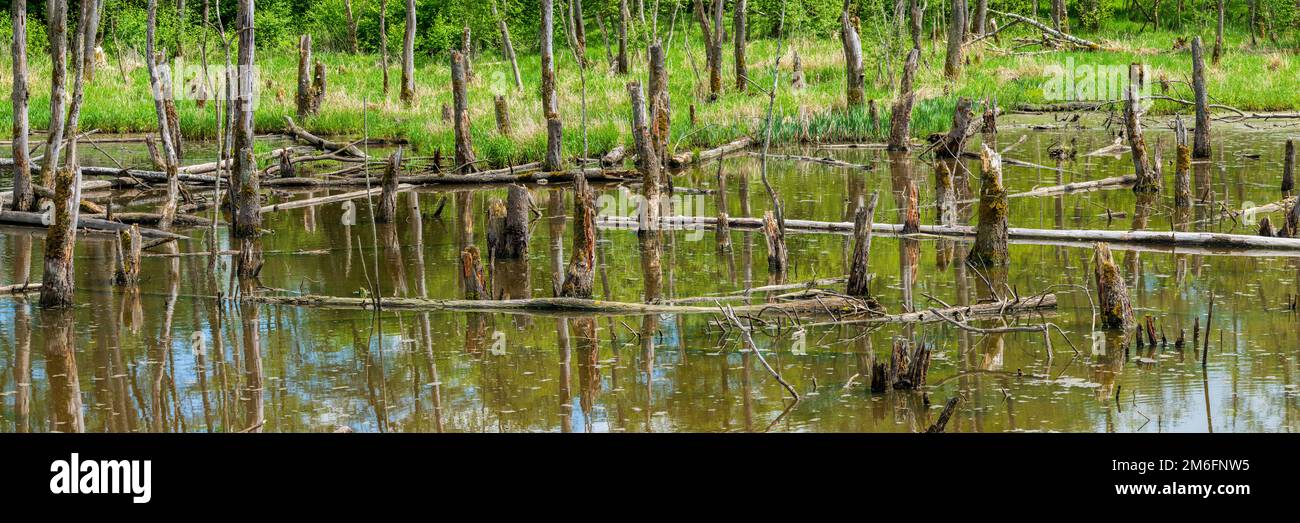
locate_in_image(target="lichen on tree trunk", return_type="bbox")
[968,144,1008,266]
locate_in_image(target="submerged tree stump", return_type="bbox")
[460,246,488,299]
[935,97,974,159]
[1094,242,1134,329]
[114,224,142,285]
[846,192,879,297]
[451,50,476,173]
[495,185,530,260]
[494,95,511,136]
[1174,116,1193,208]
[901,180,920,234]
[1283,139,1295,193]
[968,144,1008,266]
[628,81,661,232]
[561,174,596,298]
[377,147,403,223]
[763,210,788,275]
[887,48,920,152]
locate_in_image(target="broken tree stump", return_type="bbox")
[763,210,789,276]
[491,185,530,260]
[1283,139,1295,193]
[1094,242,1135,329]
[1174,116,1192,208]
[628,81,661,232]
[460,246,488,299]
[1125,63,1159,194]
[846,192,879,297]
[968,144,1008,266]
[114,224,142,285]
[901,179,920,234]
[887,48,920,152]
[935,96,974,159]
[451,50,477,173]
[494,95,511,136]
[561,174,596,298]
[296,34,315,119]
[377,147,403,223]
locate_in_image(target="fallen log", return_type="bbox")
[988,10,1110,50]
[0,210,188,239]
[399,167,637,185]
[804,293,1058,328]
[260,183,416,213]
[1,282,42,295]
[666,137,753,168]
[283,116,368,158]
[242,293,870,316]
[598,215,1300,251]
[956,174,1136,203]
[83,212,215,228]
[746,151,873,170]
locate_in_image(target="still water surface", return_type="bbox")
[2,115,1299,432]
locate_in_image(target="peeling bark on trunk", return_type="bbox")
[231,0,260,239]
[1094,242,1134,329]
[841,0,865,107]
[629,81,661,232]
[10,0,34,212]
[400,0,416,106]
[561,174,596,298]
[451,50,477,173]
[1191,36,1212,159]
[734,0,748,92]
[542,0,563,172]
[944,0,966,79]
[888,48,920,152]
[968,144,1008,266]
[378,147,403,223]
[847,192,879,297]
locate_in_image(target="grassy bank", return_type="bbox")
[2,20,1296,167]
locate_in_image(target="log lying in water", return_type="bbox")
[283,116,368,158]
[957,174,1136,204]
[400,167,637,185]
[1,282,42,295]
[666,137,753,169]
[598,215,1300,251]
[242,293,869,316]
[0,210,188,239]
[746,151,873,170]
[805,294,1058,327]
[260,183,416,213]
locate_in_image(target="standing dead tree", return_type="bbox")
[648,41,671,171]
[542,0,564,172]
[9,0,34,212]
[846,192,879,297]
[887,48,920,151]
[570,0,587,66]
[617,0,630,74]
[1191,36,1212,159]
[493,1,524,91]
[147,0,182,229]
[1124,63,1159,194]
[400,0,417,106]
[297,34,314,118]
[344,0,359,53]
[378,148,403,223]
[1283,140,1296,193]
[561,174,596,298]
[231,0,261,241]
[461,246,488,299]
[733,0,748,92]
[1174,116,1193,208]
[934,96,975,159]
[39,0,71,191]
[451,50,477,173]
[461,25,475,82]
[629,81,661,232]
[840,0,865,107]
[1213,0,1224,63]
[944,0,966,79]
[380,0,390,95]
[694,0,725,100]
[967,144,1008,266]
[1094,242,1134,329]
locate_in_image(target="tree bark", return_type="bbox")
[935,96,974,159]
[494,95,512,136]
[1050,0,1068,32]
[968,144,1008,266]
[296,34,314,119]
[648,41,670,170]
[400,0,416,106]
[39,0,70,190]
[451,50,477,173]
[763,210,788,276]
[1174,116,1193,207]
[378,147,403,223]
[888,48,920,151]
[542,0,563,172]
[561,174,596,298]
[461,25,474,82]
[1094,242,1134,329]
[629,81,661,232]
[461,246,488,299]
[1125,63,1159,193]
[841,0,865,107]
[1191,36,1212,159]
[846,192,879,297]
[493,2,523,91]
[1284,139,1296,193]
[944,0,966,79]
[380,0,390,95]
[973,0,987,34]
[498,185,531,260]
[571,0,587,66]
[114,225,142,285]
[734,0,748,92]
[617,0,630,74]
[344,0,359,53]
[1213,0,1224,64]
[10,0,34,212]
[791,49,806,89]
[231,0,260,239]
[910,0,923,50]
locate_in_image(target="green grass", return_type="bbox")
[2,20,1296,167]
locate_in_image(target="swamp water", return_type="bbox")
[2,114,1299,433]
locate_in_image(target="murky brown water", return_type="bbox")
[3,114,1299,432]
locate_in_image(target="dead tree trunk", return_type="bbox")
[887,48,920,152]
[380,0,390,95]
[840,0,865,107]
[617,0,630,74]
[502,185,530,259]
[231,0,260,239]
[571,0,587,66]
[400,0,416,106]
[846,192,879,297]
[981,97,998,149]
[763,211,788,275]
[451,50,477,173]
[10,0,34,212]
[312,61,327,114]
[973,0,987,34]
[648,41,670,170]
[1051,0,1068,32]
[494,95,512,136]
[297,34,314,119]
[461,25,474,82]
[1094,242,1134,329]
[39,0,70,191]
[734,0,748,92]
[901,179,920,234]
[1174,116,1193,207]
[1192,36,1211,159]
[694,0,723,100]
[114,225,142,285]
[1284,139,1296,193]
[791,49,806,89]
[1213,0,1224,63]
[968,144,1008,266]
[910,0,923,50]
[378,148,403,223]
[561,174,596,298]
[629,81,661,232]
[344,0,359,53]
[494,2,523,91]
[1125,63,1159,194]
[935,96,974,159]
[145,2,182,231]
[944,0,966,79]
[542,0,564,172]
[461,246,488,299]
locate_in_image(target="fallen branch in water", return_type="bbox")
[746,151,873,170]
[0,210,188,240]
[666,137,753,169]
[1,282,42,295]
[720,302,800,401]
[803,294,1058,328]
[283,116,368,158]
[925,397,960,433]
[955,174,1136,204]
[260,184,415,213]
